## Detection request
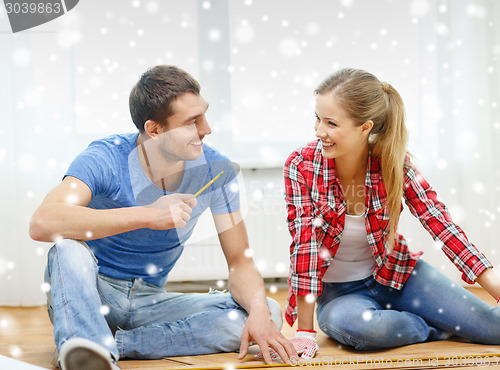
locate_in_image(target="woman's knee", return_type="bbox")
[319,307,390,350]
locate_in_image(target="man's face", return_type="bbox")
[157,92,211,162]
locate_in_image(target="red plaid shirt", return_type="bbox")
[284,139,492,326]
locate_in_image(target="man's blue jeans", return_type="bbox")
[317,260,500,350]
[44,239,283,360]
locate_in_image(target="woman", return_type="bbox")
[283,68,500,358]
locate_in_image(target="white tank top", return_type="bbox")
[322,211,376,283]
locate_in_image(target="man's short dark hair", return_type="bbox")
[129,65,201,132]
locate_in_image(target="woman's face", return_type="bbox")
[314,93,370,160]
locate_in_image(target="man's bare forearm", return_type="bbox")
[228,259,269,314]
[29,203,149,242]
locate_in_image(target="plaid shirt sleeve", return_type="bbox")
[403,157,492,284]
[284,149,328,326]
[284,152,323,296]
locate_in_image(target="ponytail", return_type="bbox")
[370,82,408,249]
[315,69,408,251]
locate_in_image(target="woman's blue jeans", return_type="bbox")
[44,239,283,360]
[317,260,500,350]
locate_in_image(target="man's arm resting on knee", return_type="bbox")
[30,176,196,242]
[214,211,297,364]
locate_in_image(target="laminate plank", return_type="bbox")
[1,288,498,370]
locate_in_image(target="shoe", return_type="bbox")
[58,337,120,370]
[51,348,59,368]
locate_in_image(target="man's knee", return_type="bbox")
[48,239,96,264]
[47,239,98,278]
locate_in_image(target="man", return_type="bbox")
[30,65,296,370]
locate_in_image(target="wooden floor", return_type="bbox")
[1,288,500,369]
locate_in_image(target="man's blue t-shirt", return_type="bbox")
[65,132,240,287]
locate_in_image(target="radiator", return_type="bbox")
[168,167,291,281]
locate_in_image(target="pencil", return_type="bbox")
[194,170,225,197]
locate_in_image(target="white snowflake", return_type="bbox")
[437,159,447,169]
[466,4,487,18]
[305,294,316,304]
[57,29,82,49]
[433,240,444,250]
[235,24,254,43]
[312,217,323,228]
[410,0,429,17]
[146,1,159,13]
[319,248,331,260]
[340,0,353,7]
[228,310,239,320]
[305,23,319,36]
[41,282,51,293]
[473,182,485,194]
[146,264,158,275]
[46,159,57,169]
[18,155,37,172]
[362,310,373,321]
[208,29,221,42]
[275,262,286,273]
[65,193,79,204]
[100,305,110,315]
[202,59,215,71]
[12,48,31,66]
[104,335,115,347]
[9,345,22,358]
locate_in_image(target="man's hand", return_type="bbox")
[145,193,196,229]
[238,304,297,365]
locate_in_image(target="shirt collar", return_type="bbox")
[365,153,381,189]
[366,153,385,211]
[317,141,385,211]
[316,140,337,188]
[319,140,381,189]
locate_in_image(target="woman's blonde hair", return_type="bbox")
[315,68,408,249]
